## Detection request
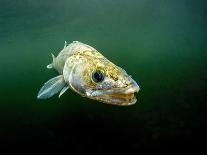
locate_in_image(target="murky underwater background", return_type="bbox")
[0,0,206,153]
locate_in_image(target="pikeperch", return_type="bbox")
[37,41,140,106]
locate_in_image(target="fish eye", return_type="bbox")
[92,70,104,83]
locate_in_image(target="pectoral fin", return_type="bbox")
[37,75,66,99]
[58,86,69,98]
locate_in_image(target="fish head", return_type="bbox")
[64,52,140,106]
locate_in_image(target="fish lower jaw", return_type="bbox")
[90,92,137,106]
[86,84,140,106]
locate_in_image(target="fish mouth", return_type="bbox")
[88,79,140,106]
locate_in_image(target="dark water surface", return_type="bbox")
[0,0,207,153]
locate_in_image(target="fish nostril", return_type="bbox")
[114,77,118,81]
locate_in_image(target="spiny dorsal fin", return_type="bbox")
[64,41,67,48]
[51,53,55,61]
[46,53,56,69]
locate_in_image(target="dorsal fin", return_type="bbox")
[46,53,56,69]
[64,41,67,48]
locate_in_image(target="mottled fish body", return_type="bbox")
[37,41,140,106]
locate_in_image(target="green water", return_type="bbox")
[0,0,206,152]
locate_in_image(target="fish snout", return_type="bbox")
[87,77,140,106]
